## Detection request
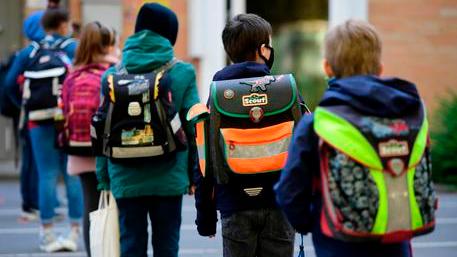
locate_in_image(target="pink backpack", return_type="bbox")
[59,63,109,156]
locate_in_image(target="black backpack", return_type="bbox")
[22,39,73,121]
[91,59,187,162]
[0,53,21,119]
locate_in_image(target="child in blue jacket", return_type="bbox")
[5,8,81,253]
[275,20,418,257]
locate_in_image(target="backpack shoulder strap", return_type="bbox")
[51,38,75,50]
[114,63,128,75]
[29,41,41,58]
[114,58,180,77]
[160,58,180,73]
[58,38,75,49]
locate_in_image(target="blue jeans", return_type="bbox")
[221,209,295,257]
[19,129,38,211]
[29,124,83,224]
[117,195,183,257]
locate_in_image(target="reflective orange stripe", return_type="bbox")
[196,122,205,145]
[220,121,294,174]
[227,152,288,174]
[220,121,294,144]
[196,122,206,176]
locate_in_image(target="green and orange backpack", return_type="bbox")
[188,74,306,195]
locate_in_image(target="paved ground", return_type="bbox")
[0,180,456,257]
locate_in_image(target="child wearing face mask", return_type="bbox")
[194,13,299,257]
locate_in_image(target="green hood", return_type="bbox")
[122,30,174,73]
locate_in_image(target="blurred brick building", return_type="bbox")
[371,0,457,112]
[331,0,457,112]
[21,0,232,101]
[19,0,457,111]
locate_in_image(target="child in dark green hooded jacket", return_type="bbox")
[95,3,200,257]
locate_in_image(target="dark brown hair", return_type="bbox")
[325,19,382,78]
[74,22,116,67]
[222,13,272,63]
[47,0,60,9]
[41,8,69,31]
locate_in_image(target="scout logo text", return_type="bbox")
[378,140,409,157]
[242,93,268,107]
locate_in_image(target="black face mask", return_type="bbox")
[258,45,275,70]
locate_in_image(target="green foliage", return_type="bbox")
[431,93,457,185]
[272,21,328,110]
[247,0,328,27]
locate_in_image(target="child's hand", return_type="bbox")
[188,185,196,195]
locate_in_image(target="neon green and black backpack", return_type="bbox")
[314,104,437,243]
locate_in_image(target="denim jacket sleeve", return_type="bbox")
[274,115,319,234]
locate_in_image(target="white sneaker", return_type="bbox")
[39,228,64,252]
[20,209,39,222]
[59,226,80,252]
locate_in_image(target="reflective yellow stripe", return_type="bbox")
[408,166,423,229]
[314,107,383,170]
[408,117,428,229]
[314,107,386,233]
[108,75,115,102]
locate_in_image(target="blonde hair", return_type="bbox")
[324,19,382,78]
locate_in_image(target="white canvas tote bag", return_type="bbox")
[89,190,120,257]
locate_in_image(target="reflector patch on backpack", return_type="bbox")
[220,121,293,174]
[315,105,436,243]
[243,187,263,197]
[127,102,142,116]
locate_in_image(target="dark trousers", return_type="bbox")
[79,172,100,257]
[117,195,183,257]
[221,208,295,257]
[19,129,38,212]
[312,229,412,257]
